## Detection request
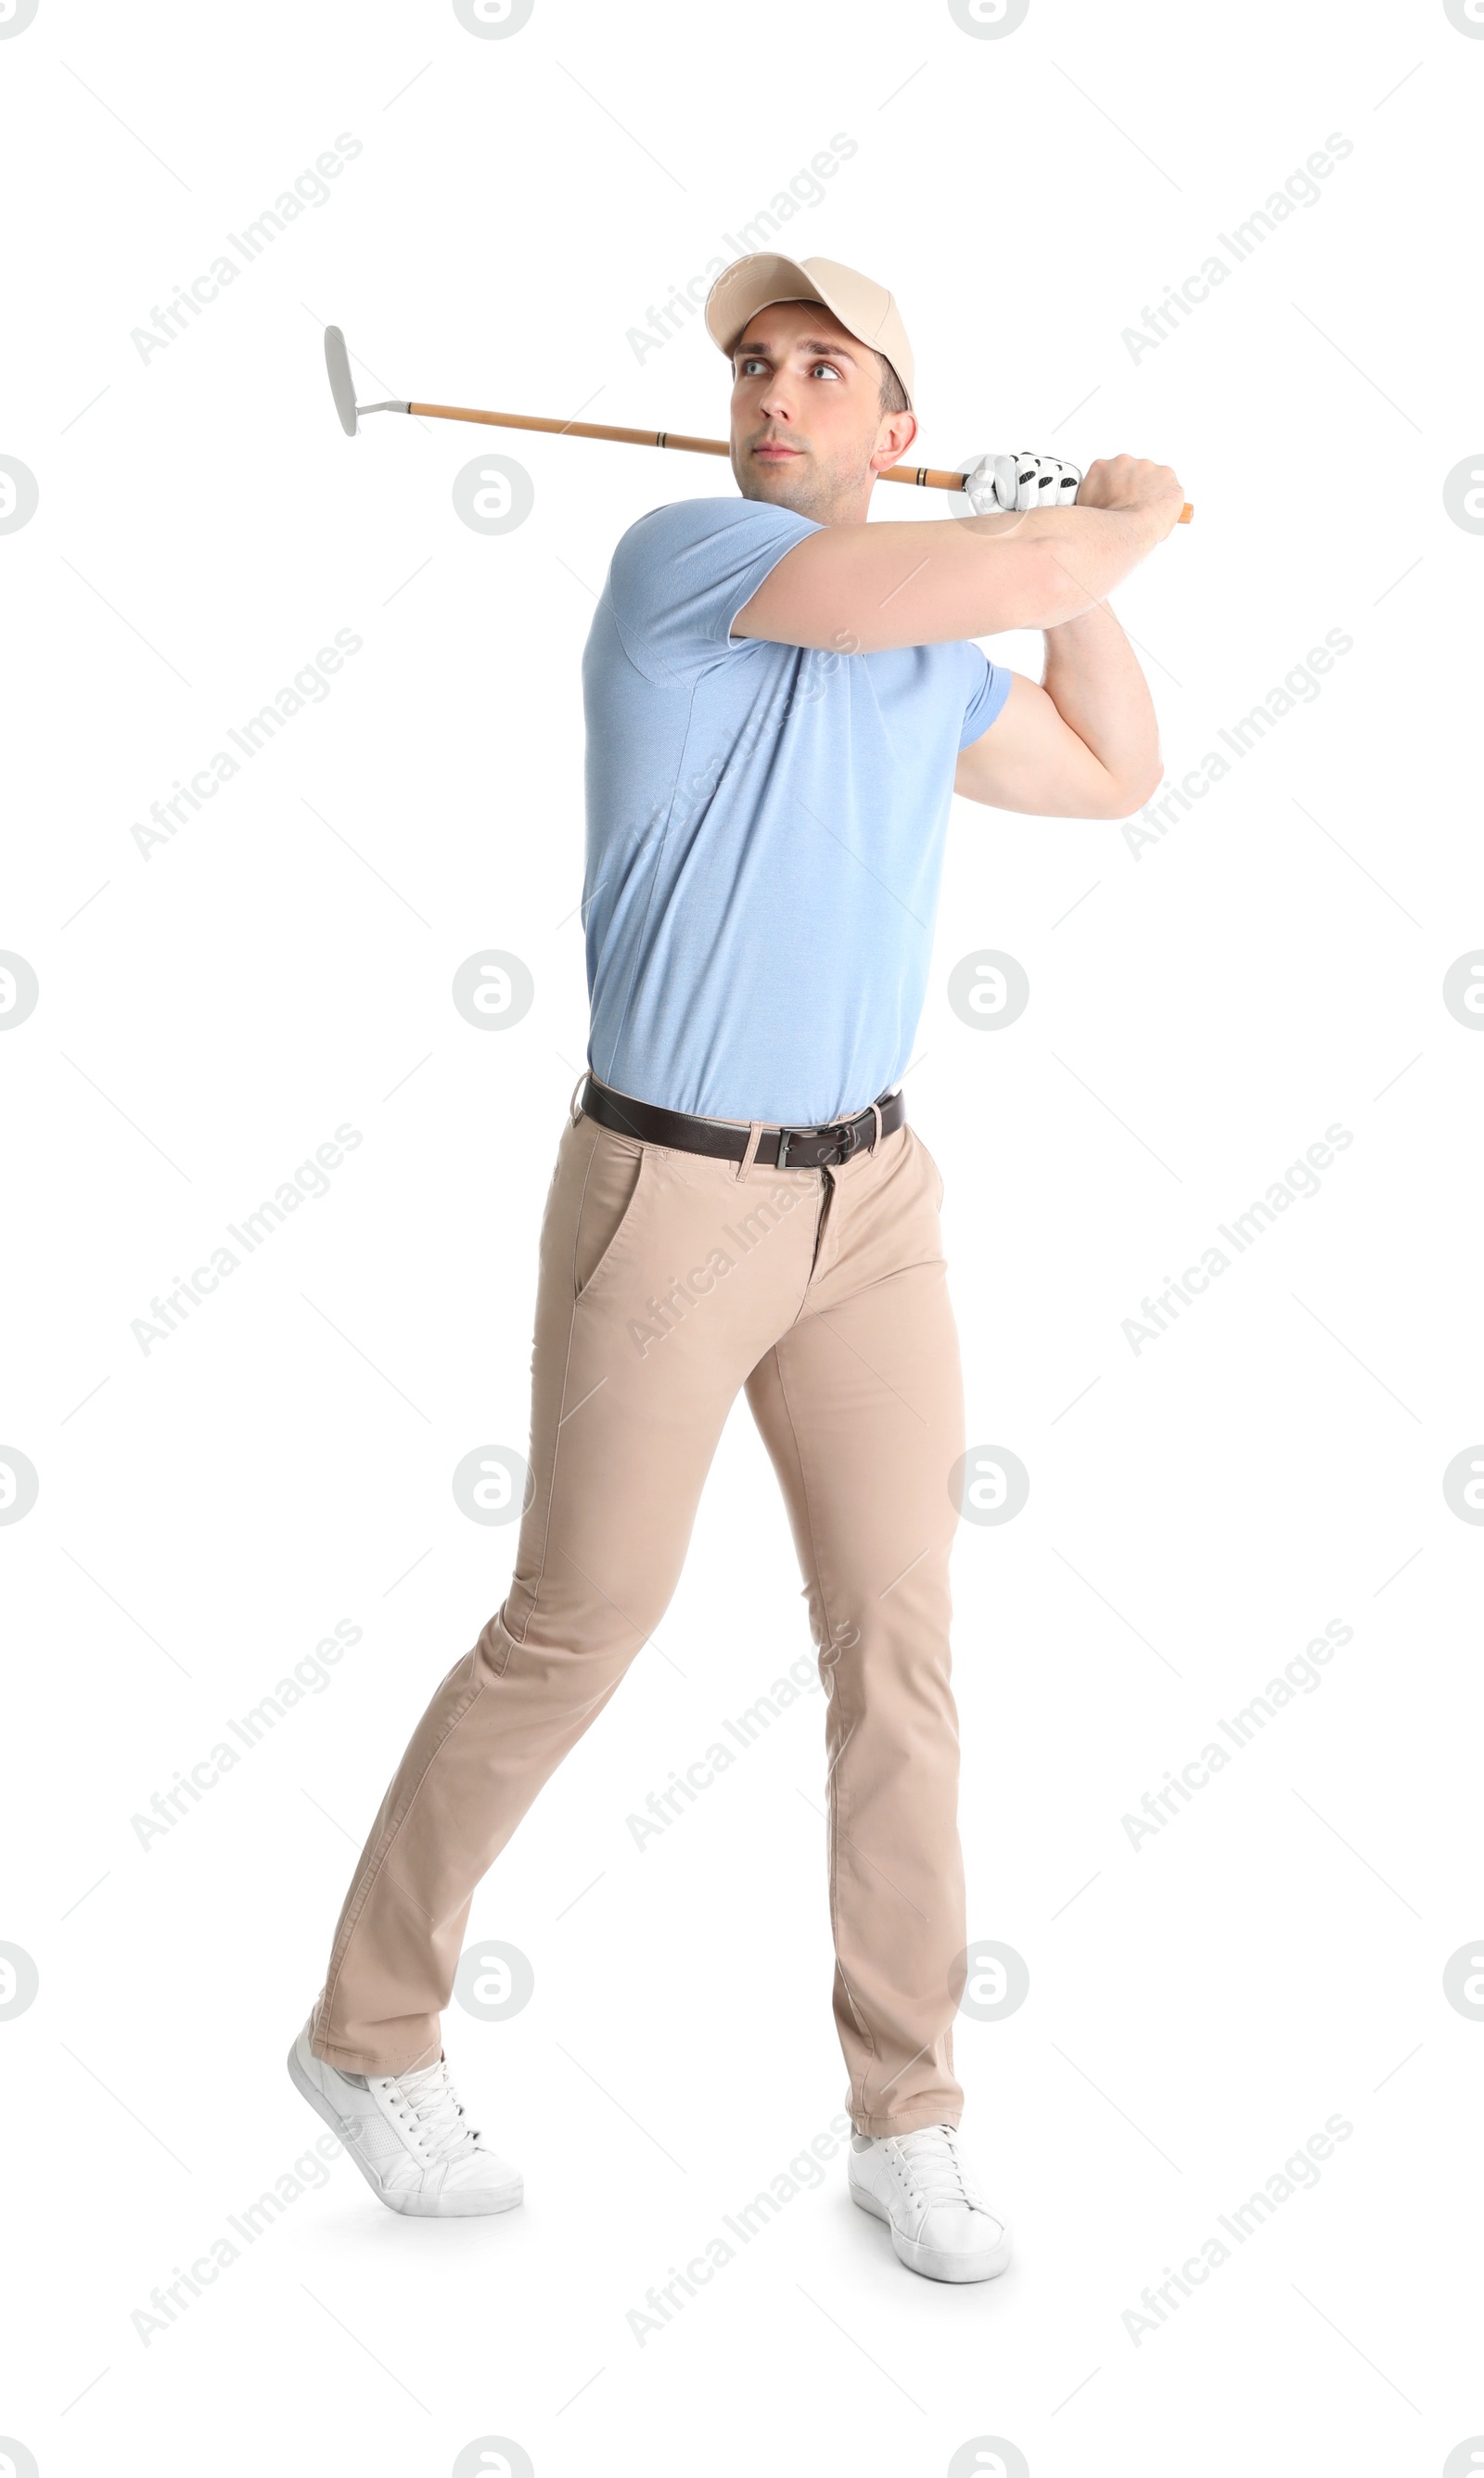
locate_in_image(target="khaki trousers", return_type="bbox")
[310,1094,968,2136]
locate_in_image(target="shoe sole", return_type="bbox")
[287,2037,524,2218]
[850,2178,1011,2282]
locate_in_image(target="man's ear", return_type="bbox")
[869,408,919,473]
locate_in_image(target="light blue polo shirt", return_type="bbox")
[580,495,1012,1126]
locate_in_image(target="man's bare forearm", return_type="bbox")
[956,500,1172,628]
[734,482,1181,654]
[1040,597,1161,802]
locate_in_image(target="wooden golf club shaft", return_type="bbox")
[405,402,1195,521]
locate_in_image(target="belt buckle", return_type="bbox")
[774,1114,862,1172]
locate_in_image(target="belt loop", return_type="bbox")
[569,1072,587,1129]
[869,1100,882,1152]
[735,1121,764,1183]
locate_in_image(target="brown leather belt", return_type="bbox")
[579,1073,906,1171]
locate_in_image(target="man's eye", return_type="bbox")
[810,363,839,379]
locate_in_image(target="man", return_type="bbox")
[290,252,1184,2282]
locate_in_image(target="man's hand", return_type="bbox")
[1074,455,1186,541]
[961,451,1082,516]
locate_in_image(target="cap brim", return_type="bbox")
[704,255,828,354]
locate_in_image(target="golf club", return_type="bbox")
[324,326,1195,521]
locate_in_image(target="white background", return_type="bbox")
[3,2,1482,2473]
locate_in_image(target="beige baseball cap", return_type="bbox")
[703,252,915,410]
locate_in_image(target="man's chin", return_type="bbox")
[736,454,828,517]
[739,455,806,496]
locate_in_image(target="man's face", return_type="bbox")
[727,299,916,525]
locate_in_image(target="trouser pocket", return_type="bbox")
[572,1125,648,1302]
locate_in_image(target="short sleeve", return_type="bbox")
[957,645,1014,749]
[604,497,821,685]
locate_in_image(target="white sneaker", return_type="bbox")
[288,2019,523,2218]
[848,2123,1011,2282]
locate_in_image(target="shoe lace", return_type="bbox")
[385,2058,480,2163]
[895,2123,974,2207]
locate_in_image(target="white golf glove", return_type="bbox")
[960,451,1083,514]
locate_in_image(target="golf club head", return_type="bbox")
[325,325,358,436]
